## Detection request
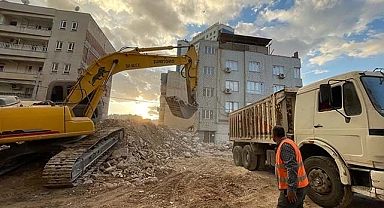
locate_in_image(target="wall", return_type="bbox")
[36,10,89,100]
[196,40,302,143]
[85,17,115,118]
[196,41,220,132]
[161,71,196,131]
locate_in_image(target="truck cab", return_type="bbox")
[296,70,384,207]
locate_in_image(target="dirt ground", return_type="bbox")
[1,153,384,208]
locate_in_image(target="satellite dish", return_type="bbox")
[75,6,80,11]
[21,0,30,5]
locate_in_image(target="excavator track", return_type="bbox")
[42,127,124,188]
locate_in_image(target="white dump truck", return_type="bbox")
[228,69,384,207]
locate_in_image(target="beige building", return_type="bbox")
[0,1,114,119]
[160,24,303,144]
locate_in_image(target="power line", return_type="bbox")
[109,96,159,104]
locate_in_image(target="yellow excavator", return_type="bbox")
[0,44,198,187]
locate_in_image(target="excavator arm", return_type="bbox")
[64,45,198,119]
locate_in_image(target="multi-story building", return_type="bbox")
[160,24,303,144]
[0,1,115,118]
[176,22,234,72]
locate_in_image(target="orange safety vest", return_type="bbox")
[275,138,309,190]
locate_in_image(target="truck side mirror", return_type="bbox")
[319,84,332,104]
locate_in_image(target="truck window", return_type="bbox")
[343,82,362,116]
[318,85,342,112]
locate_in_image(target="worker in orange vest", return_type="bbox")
[273,125,309,208]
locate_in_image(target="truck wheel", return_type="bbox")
[232,146,243,166]
[304,156,353,208]
[242,145,258,171]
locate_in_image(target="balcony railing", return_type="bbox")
[0,24,52,37]
[0,92,32,99]
[0,42,47,53]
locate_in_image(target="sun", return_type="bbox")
[107,98,158,120]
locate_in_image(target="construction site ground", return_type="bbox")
[1,118,383,208]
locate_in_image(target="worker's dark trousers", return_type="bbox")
[277,186,307,208]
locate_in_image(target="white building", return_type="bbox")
[0,1,115,119]
[176,22,234,72]
[160,24,303,144]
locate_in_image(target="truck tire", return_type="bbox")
[242,145,258,171]
[232,146,243,166]
[304,156,353,208]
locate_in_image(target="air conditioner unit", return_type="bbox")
[224,88,232,94]
[224,67,231,73]
[278,73,285,79]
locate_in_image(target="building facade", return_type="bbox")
[160,24,303,144]
[0,1,115,118]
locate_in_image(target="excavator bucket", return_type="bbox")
[165,96,197,119]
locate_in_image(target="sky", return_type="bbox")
[8,0,384,120]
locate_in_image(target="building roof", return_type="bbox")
[218,33,272,47]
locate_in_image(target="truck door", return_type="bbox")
[314,81,367,165]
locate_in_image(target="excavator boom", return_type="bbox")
[65,45,198,119]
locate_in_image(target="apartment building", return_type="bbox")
[0,1,114,118]
[176,22,234,72]
[159,25,302,144]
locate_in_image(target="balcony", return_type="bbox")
[0,42,47,59]
[0,91,32,99]
[0,24,51,38]
[0,71,38,82]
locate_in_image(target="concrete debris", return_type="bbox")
[82,117,231,188]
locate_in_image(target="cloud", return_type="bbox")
[309,34,384,65]
[235,0,384,66]
[9,0,384,118]
[303,69,330,75]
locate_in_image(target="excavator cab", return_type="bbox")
[46,80,104,122]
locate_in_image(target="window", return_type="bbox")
[203,66,214,74]
[63,64,71,75]
[55,41,63,50]
[343,82,362,116]
[68,42,75,52]
[25,88,33,94]
[60,20,67,29]
[294,67,301,79]
[225,80,239,92]
[249,61,260,72]
[273,84,285,93]
[203,87,214,97]
[202,110,213,119]
[0,65,4,72]
[225,101,239,113]
[51,62,59,73]
[71,21,78,31]
[318,85,342,112]
[247,81,264,94]
[26,65,32,74]
[226,60,238,71]
[273,65,284,75]
[204,46,215,54]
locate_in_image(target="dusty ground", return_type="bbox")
[1,118,383,208]
[1,154,384,208]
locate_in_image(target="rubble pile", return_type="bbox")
[83,117,231,188]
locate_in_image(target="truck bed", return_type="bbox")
[228,87,298,144]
